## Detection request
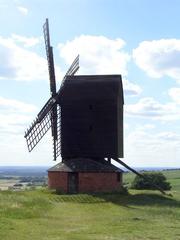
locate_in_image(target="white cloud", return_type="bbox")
[0,96,37,113]
[124,123,129,130]
[0,96,37,135]
[17,6,28,15]
[0,33,139,92]
[11,34,41,48]
[58,35,130,76]
[168,88,180,104]
[123,79,142,96]
[133,39,180,81]
[127,128,180,149]
[135,124,155,131]
[58,35,142,96]
[125,97,180,121]
[0,35,63,81]
[0,96,53,166]
[124,126,180,167]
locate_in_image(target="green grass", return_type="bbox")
[0,170,180,240]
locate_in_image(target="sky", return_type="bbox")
[0,0,180,168]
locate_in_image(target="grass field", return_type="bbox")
[0,170,180,240]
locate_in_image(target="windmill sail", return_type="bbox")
[25,18,79,161]
[43,18,56,97]
[24,108,52,152]
[58,55,79,92]
[37,97,56,122]
[43,18,58,160]
[24,97,58,153]
[53,104,61,160]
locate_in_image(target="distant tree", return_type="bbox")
[131,172,171,190]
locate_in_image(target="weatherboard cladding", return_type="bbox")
[48,158,123,173]
[57,75,124,159]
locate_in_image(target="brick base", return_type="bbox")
[48,172,68,192]
[48,171,122,193]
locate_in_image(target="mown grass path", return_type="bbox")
[0,170,180,240]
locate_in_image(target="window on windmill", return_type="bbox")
[89,104,93,110]
[89,124,93,132]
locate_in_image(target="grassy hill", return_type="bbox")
[0,170,180,240]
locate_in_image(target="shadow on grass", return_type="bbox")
[49,190,180,209]
[99,192,180,208]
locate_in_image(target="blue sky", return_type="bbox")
[0,0,180,167]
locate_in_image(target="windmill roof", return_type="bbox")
[48,158,123,173]
[59,75,124,103]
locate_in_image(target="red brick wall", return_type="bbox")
[48,172,68,192]
[79,172,122,193]
[48,171,122,193]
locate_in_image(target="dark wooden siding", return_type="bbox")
[59,75,124,159]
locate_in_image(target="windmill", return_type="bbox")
[25,19,168,195]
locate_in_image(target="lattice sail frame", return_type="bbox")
[25,111,52,152]
[58,55,79,94]
[54,104,61,159]
[25,104,61,160]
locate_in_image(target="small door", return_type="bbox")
[68,172,79,193]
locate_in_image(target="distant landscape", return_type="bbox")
[0,166,48,190]
[0,166,48,176]
[0,165,179,191]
